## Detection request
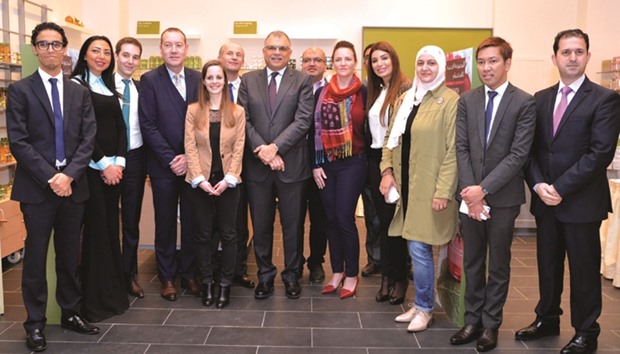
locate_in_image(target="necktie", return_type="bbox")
[553,86,572,135]
[268,72,278,110]
[484,90,498,149]
[49,78,65,166]
[174,73,185,101]
[228,82,234,102]
[122,79,131,149]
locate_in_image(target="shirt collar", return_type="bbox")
[115,72,132,85]
[485,80,509,97]
[165,66,185,81]
[559,74,586,94]
[38,68,62,83]
[266,66,287,77]
[229,76,241,88]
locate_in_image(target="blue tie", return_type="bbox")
[122,79,131,149]
[484,90,498,149]
[49,78,65,166]
[228,82,234,102]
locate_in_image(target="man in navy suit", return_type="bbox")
[7,22,99,352]
[114,37,146,298]
[139,27,201,301]
[516,29,620,354]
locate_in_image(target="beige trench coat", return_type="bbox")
[380,83,459,245]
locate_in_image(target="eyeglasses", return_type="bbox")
[301,58,324,64]
[35,41,64,51]
[264,45,290,53]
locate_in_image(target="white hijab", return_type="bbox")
[386,45,446,149]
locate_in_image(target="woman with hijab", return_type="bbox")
[366,42,411,305]
[313,40,367,299]
[379,45,459,332]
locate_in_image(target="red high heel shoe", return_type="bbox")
[321,273,345,294]
[339,276,359,299]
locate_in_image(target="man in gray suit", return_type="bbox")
[238,30,313,300]
[451,36,536,352]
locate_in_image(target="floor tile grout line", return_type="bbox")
[161,309,174,325]
[203,326,212,345]
[97,323,114,343]
[260,311,266,327]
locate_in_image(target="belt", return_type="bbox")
[55,165,66,172]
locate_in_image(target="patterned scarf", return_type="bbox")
[314,75,362,164]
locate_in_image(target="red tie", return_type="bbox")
[553,86,572,135]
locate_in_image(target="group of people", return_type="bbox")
[5,20,619,354]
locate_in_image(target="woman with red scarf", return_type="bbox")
[313,41,367,299]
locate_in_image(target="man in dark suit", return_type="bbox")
[516,29,620,354]
[217,42,255,289]
[238,30,313,299]
[114,37,146,298]
[451,36,536,352]
[6,22,99,352]
[139,27,201,301]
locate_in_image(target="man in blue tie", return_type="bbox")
[6,22,98,352]
[114,37,146,299]
[451,36,536,352]
[217,42,256,289]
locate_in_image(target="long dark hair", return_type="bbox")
[367,41,410,126]
[196,60,235,128]
[71,35,120,98]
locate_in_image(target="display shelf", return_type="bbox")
[597,71,620,74]
[0,62,21,70]
[61,22,94,36]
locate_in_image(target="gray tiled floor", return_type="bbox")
[2,218,620,353]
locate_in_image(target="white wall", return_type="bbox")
[4,0,617,92]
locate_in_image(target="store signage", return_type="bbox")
[234,21,257,35]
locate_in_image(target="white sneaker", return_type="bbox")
[395,306,417,323]
[407,310,433,332]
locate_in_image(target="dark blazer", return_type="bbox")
[456,82,536,207]
[525,77,620,222]
[238,67,314,183]
[138,65,200,178]
[7,71,97,204]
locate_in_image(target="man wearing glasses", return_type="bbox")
[7,22,98,352]
[238,30,313,299]
[299,47,328,283]
[139,27,201,301]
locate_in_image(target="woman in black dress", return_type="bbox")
[71,35,129,322]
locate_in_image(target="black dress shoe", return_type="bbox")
[254,281,274,299]
[284,280,302,299]
[375,276,392,302]
[450,323,482,345]
[389,279,407,305]
[202,283,215,306]
[234,274,256,288]
[361,263,381,277]
[476,328,498,352]
[308,264,325,283]
[61,315,99,335]
[561,335,597,354]
[515,319,560,340]
[216,285,231,309]
[26,329,46,352]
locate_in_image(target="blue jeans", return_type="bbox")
[408,240,435,312]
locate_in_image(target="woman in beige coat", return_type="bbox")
[379,45,459,332]
[185,60,245,309]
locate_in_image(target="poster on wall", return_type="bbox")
[445,48,473,96]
